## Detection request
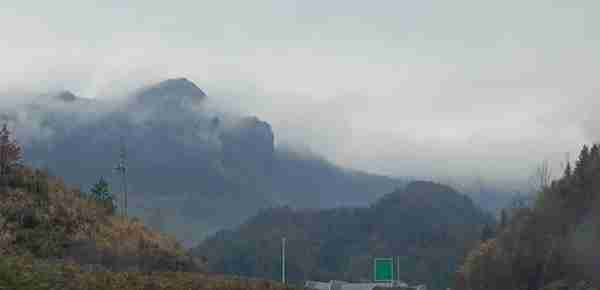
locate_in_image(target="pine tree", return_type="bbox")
[574,145,590,182]
[90,177,116,214]
[589,144,600,203]
[590,144,600,162]
[0,124,22,189]
[563,162,571,178]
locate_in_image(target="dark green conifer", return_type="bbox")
[563,162,571,178]
[90,177,116,214]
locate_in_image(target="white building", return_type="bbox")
[305,280,426,290]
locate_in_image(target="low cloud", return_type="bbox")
[1,0,599,193]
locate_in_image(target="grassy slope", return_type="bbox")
[0,165,300,290]
[0,255,298,290]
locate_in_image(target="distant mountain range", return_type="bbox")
[2,78,404,245]
[193,181,494,290]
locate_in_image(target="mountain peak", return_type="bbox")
[136,78,207,104]
[54,90,78,102]
[404,180,457,194]
[155,78,203,92]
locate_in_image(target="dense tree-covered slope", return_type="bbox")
[457,144,600,290]
[193,181,494,290]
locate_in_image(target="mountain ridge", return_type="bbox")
[134,77,207,106]
[9,77,405,245]
[54,90,79,102]
[193,181,494,290]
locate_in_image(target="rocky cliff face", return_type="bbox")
[220,116,275,176]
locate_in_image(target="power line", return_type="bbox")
[114,137,128,217]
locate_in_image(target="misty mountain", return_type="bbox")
[4,78,404,245]
[193,181,494,290]
[136,77,207,105]
[54,90,79,102]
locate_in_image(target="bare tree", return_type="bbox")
[531,159,552,193]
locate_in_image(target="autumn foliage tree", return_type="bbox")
[459,143,600,290]
[0,124,22,189]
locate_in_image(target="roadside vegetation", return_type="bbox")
[457,144,600,290]
[0,124,298,290]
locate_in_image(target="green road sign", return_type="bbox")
[374,258,394,282]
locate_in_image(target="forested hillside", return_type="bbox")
[193,181,494,290]
[457,144,600,290]
[0,123,198,268]
[0,124,299,290]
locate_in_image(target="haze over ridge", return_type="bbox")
[1,0,599,188]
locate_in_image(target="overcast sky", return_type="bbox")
[1,0,599,186]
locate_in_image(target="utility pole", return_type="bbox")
[282,237,286,284]
[114,137,128,217]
